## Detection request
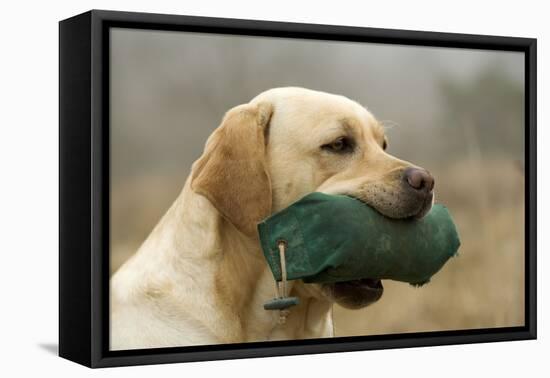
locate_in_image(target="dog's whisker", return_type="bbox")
[379,119,400,129]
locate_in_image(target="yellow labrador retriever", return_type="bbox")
[110,87,434,350]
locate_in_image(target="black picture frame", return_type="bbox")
[59,9,537,368]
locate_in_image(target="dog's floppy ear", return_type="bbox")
[191,102,273,236]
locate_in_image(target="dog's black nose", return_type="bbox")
[404,167,434,192]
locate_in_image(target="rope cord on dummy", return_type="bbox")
[263,240,300,324]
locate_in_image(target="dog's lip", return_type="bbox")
[412,191,434,219]
[346,193,433,220]
[332,278,384,293]
[325,278,384,309]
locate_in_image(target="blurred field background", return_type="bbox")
[110,28,525,335]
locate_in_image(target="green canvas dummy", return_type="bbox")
[258,192,460,287]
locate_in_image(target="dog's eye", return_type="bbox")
[322,137,354,153]
[383,139,388,150]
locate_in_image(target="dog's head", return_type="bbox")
[191,87,434,310]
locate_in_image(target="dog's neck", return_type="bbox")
[151,178,334,343]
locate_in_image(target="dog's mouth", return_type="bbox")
[347,191,434,220]
[324,278,384,310]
